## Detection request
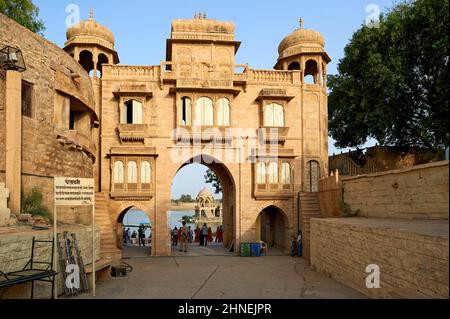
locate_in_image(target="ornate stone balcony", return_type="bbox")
[118,124,148,144]
[173,126,233,144]
[258,127,290,144]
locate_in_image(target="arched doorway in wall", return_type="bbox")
[255,205,288,253]
[170,155,236,255]
[117,206,152,258]
[306,160,320,192]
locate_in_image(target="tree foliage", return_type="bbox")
[0,0,45,34]
[328,0,449,151]
[178,194,194,202]
[204,169,222,194]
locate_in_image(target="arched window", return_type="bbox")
[268,162,279,184]
[288,61,300,70]
[79,50,94,74]
[141,161,151,184]
[281,162,291,184]
[178,97,192,126]
[257,162,266,184]
[97,54,109,78]
[306,160,320,192]
[304,60,318,84]
[113,161,124,183]
[128,161,138,183]
[205,199,210,207]
[122,100,143,124]
[217,98,230,126]
[264,103,285,127]
[195,97,213,126]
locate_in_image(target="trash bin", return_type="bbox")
[240,243,251,257]
[250,242,261,257]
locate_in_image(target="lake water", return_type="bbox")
[123,209,222,236]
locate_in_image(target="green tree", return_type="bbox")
[204,169,222,194]
[328,0,449,152]
[179,194,193,202]
[0,0,45,34]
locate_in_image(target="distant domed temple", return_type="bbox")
[194,188,222,222]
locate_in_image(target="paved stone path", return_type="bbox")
[79,244,365,299]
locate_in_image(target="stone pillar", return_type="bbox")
[0,183,11,220]
[5,70,22,216]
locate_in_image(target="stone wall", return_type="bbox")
[318,171,342,218]
[342,161,449,220]
[310,218,449,299]
[0,225,100,299]
[0,13,97,221]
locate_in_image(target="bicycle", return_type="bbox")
[290,236,298,257]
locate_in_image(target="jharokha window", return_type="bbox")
[111,158,154,197]
[178,97,192,126]
[217,98,230,126]
[195,97,214,126]
[264,103,284,127]
[121,100,143,124]
[255,159,293,195]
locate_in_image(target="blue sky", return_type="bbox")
[33,0,396,198]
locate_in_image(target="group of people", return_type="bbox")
[123,225,150,247]
[171,224,224,248]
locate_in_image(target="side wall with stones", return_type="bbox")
[0,13,97,221]
[310,218,449,299]
[0,226,100,298]
[342,161,449,220]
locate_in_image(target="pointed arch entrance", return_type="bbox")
[255,205,289,252]
[170,154,237,252]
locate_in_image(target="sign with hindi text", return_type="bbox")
[54,177,95,206]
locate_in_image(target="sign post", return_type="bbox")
[54,177,95,298]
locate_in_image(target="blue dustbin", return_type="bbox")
[250,242,261,257]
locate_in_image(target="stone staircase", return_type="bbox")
[95,192,121,261]
[299,192,322,260]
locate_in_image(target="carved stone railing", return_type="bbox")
[173,126,233,144]
[117,124,148,144]
[107,65,158,79]
[258,127,290,144]
[248,70,294,84]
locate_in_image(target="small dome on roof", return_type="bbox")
[197,188,213,198]
[278,22,325,55]
[66,9,115,47]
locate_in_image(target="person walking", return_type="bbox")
[217,226,223,243]
[215,226,220,243]
[127,228,131,244]
[207,227,213,243]
[180,221,189,253]
[194,226,200,243]
[172,227,178,246]
[188,226,193,243]
[201,224,209,247]
[297,230,303,257]
[138,226,145,247]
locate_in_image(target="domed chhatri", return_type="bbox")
[66,9,115,50]
[275,17,330,70]
[278,18,325,55]
[195,188,222,221]
[197,188,213,199]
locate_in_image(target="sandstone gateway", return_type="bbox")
[59,11,329,258]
